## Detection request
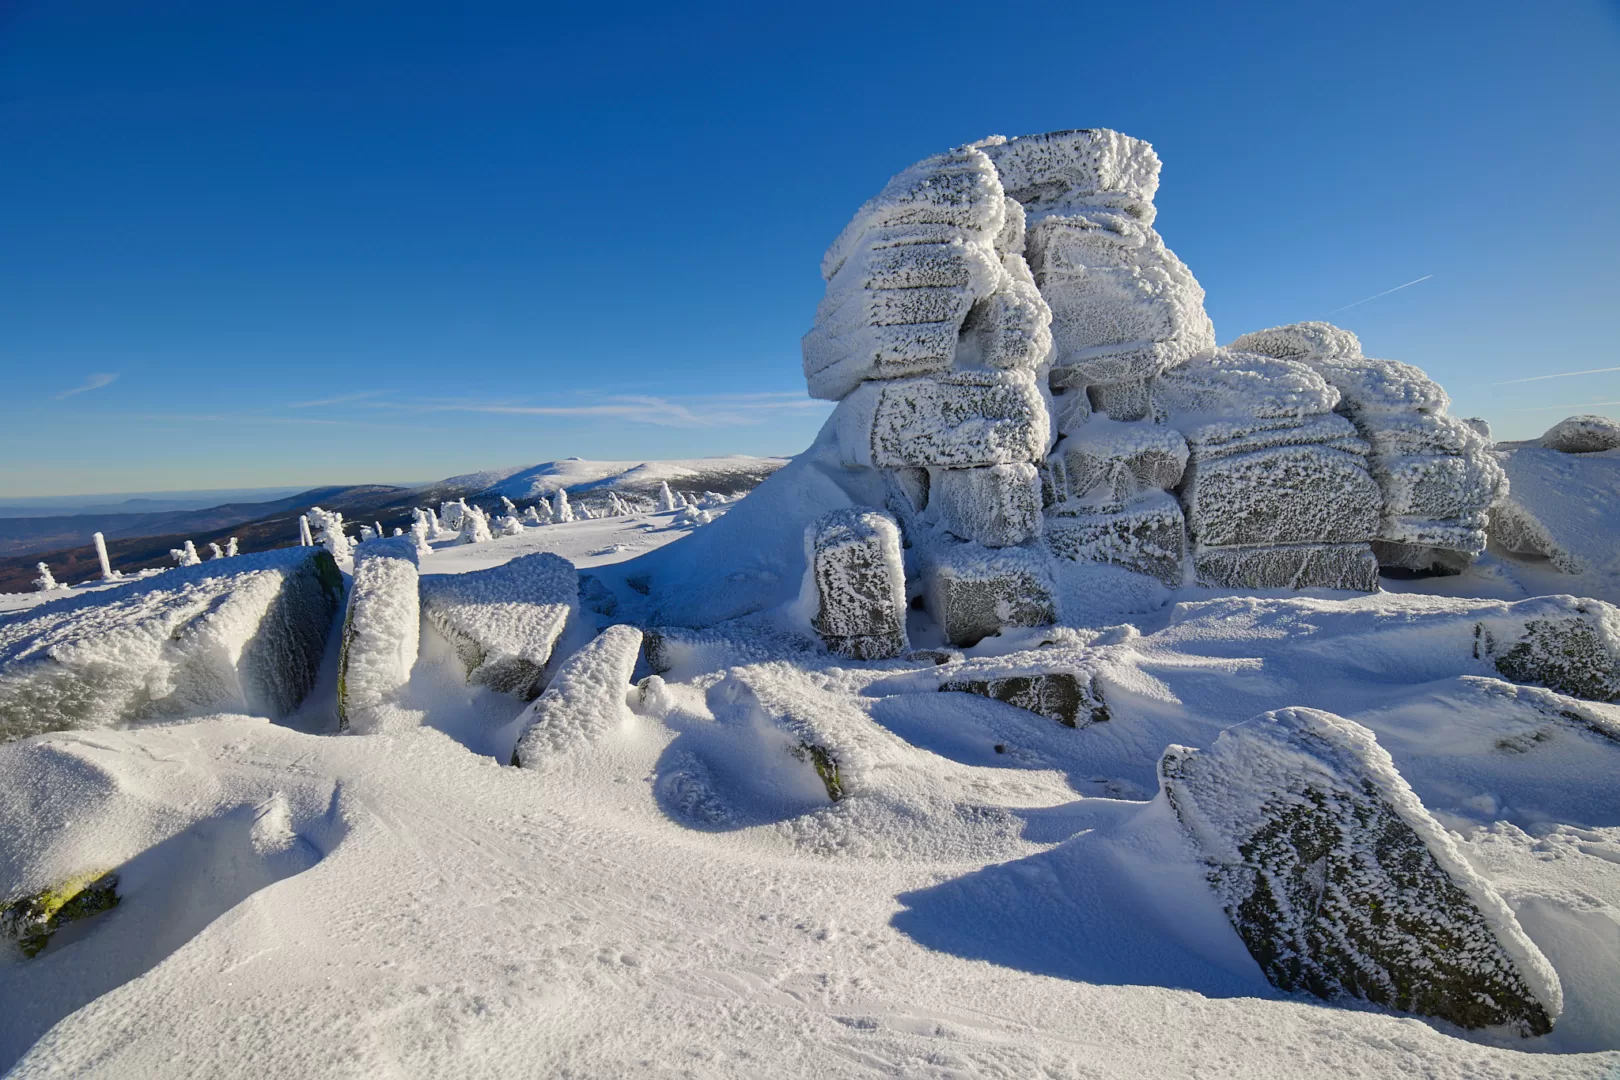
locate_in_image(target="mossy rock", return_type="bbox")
[790,741,844,802]
[0,870,120,958]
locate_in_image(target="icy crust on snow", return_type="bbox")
[804,509,908,661]
[1491,445,1620,576]
[418,552,577,700]
[1159,707,1562,1036]
[337,538,420,730]
[0,548,342,743]
[1540,414,1620,454]
[510,624,642,768]
[832,369,1048,469]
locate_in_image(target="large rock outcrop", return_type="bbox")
[1159,707,1561,1036]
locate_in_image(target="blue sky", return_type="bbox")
[3,2,1618,497]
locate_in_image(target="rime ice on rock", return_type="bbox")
[931,463,1042,548]
[805,509,908,660]
[510,624,642,768]
[1159,707,1561,1036]
[832,369,1048,469]
[0,548,343,743]
[1539,413,1620,454]
[337,537,421,730]
[1231,321,1506,576]
[1157,349,1381,590]
[916,539,1056,648]
[419,552,577,700]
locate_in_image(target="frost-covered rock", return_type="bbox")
[917,537,1056,647]
[804,147,1010,401]
[1046,491,1186,587]
[1539,413,1620,454]
[1055,419,1187,504]
[979,130,1214,388]
[419,552,577,700]
[1157,350,1341,421]
[931,463,1042,548]
[1180,445,1382,549]
[1159,707,1561,1036]
[832,369,1048,469]
[1,869,119,958]
[1228,320,1363,364]
[337,537,420,730]
[804,508,908,661]
[510,624,642,768]
[1475,597,1620,703]
[1193,542,1380,592]
[0,547,343,742]
[1084,378,1155,422]
[938,651,1108,727]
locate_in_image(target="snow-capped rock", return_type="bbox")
[1159,707,1561,1036]
[805,509,908,661]
[337,536,420,730]
[419,552,577,700]
[1539,413,1620,454]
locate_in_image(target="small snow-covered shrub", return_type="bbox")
[33,563,66,593]
[458,503,493,545]
[170,541,202,567]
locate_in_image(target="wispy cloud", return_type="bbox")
[289,390,396,408]
[1325,274,1433,316]
[55,372,119,399]
[1492,366,1620,387]
[1505,400,1620,412]
[369,390,831,428]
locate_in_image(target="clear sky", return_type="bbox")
[3,1,1618,497]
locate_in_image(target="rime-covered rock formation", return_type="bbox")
[337,536,421,730]
[0,548,342,742]
[419,552,577,700]
[1231,321,1506,576]
[1159,708,1561,1036]
[805,509,909,661]
[1538,413,1620,454]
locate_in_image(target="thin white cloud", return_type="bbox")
[289,390,395,408]
[1325,274,1433,316]
[1505,400,1620,412]
[376,391,831,428]
[1492,366,1620,386]
[55,372,119,399]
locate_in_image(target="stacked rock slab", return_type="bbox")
[804,145,1058,647]
[805,509,908,661]
[1157,350,1382,590]
[976,131,1211,587]
[1231,322,1507,576]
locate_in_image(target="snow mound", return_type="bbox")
[419,552,577,700]
[0,547,342,743]
[1160,707,1561,1036]
[1491,444,1620,577]
[510,623,642,767]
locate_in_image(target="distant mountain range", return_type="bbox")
[0,457,787,594]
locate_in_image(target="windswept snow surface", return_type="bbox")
[2,499,1620,1075]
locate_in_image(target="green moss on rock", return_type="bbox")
[0,870,120,958]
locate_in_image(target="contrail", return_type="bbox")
[1492,366,1620,386]
[1507,399,1620,412]
[1325,274,1434,316]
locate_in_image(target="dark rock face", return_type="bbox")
[1159,708,1559,1037]
[940,670,1107,727]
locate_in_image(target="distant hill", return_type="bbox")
[0,456,787,593]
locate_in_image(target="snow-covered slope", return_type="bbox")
[433,456,788,504]
[1,504,1618,1074]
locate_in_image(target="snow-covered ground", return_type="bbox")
[1,503,1618,1077]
